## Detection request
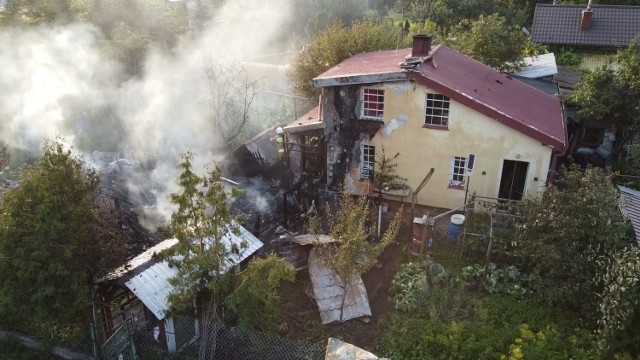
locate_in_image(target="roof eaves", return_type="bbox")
[312,72,407,88]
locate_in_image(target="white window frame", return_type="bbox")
[361,88,385,120]
[425,93,450,127]
[360,144,375,180]
[449,156,467,187]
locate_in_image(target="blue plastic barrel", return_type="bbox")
[447,214,465,243]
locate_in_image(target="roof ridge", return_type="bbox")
[537,3,640,8]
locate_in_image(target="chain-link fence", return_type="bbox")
[104,315,324,360]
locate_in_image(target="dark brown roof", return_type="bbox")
[531,4,640,47]
[313,46,567,151]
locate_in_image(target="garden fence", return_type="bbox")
[104,316,324,360]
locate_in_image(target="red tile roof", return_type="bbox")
[313,46,567,151]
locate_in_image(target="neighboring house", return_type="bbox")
[287,35,567,210]
[95,223,263,354]
[531,3,640,70]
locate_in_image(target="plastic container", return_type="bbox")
[447,214,465,243]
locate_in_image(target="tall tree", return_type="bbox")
[0,140,128,327]
[165,152,241,313]
[446,13,530,72]
[165,152,245,359]
[310,187,401,321]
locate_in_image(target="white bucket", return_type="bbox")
[451,214,465,225]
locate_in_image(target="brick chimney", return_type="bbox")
[580,0,593,29]
[580,9,593,29]
[412,34,432,57]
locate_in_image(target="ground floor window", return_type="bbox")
[449,156,466,188]
[361,144,375,180]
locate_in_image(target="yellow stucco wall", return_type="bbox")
[346,81,554,210]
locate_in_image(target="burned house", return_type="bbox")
[283,35,567,210]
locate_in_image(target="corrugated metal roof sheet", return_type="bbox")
[618,186,640,245]
[532,4,640,47]
[514,53,558,79]
[107,223,263,320]
[511,76,560,97]
[243,127,280,168]
[292,234,337,246]
[325,338,382,360]
[311,45,567,152]
[308,249,371,324]
[99,239,179,282]
[125,261,178,320]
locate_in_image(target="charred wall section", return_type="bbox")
[323,86,382,190]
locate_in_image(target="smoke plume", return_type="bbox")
[0,0,294,225]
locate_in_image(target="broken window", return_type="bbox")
[425,93,450,127]
[449,156,466,188]
[361,88,384,120]
[361,144,375,180]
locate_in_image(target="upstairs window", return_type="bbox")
[360,144,375,180]
[449,156,466,188]
[425,94,450,128]
[361,88,384,120]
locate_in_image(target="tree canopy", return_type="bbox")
[568,41,640,157]
[0,140,128,327]
[445,14,531,72]
[291,20,408,96]
[513,165,629,314]
[165,152,241,313]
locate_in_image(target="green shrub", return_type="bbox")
[555,48,583,68]
[500,324,599,360]
[462,263,527,296]
[389,258,449,312]
[377,314,508,360]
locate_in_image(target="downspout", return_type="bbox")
[548,102,569,185]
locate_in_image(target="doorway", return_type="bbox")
[498,160,529,201]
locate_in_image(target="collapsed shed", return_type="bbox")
[95,223,263,354]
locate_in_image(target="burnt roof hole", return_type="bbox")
[495,79,503,85]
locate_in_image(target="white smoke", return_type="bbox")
[0,0,294,225]
[0,24,116,152]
